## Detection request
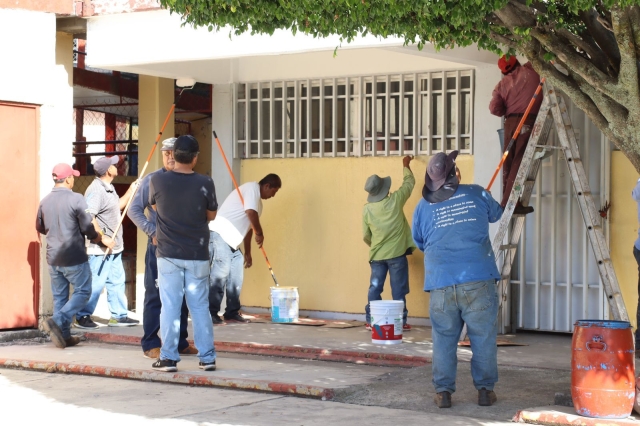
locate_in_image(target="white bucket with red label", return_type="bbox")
[370,300,403,345]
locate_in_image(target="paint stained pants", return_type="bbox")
[49,262,92,339]
[141,240,190,353]
[365,254,409,325]
[208,231,244,318]
[501,115,537,207]
[429,280,499,394]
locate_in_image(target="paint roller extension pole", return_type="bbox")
[486,78,545,191]
[98,80,195,273]
[212,130,280,287]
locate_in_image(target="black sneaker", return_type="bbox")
[43,318,66,349]
[152,359,178,372]
[212,314,226,325]
[199,361,216,371]
[108,316,140,327]
[224,313,250,323]
[434,391,452,408]
[74,315,99,329]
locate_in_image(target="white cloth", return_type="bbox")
[209,182,262,249]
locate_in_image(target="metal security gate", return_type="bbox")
[511,95,610,332]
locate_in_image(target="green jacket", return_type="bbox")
[363,167,417,261]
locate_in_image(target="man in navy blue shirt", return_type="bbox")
[127,138,196,359]
[412,151,503,408]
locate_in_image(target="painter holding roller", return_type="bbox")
[362,155,416,334]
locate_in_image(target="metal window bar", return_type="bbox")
[282,81,287,158]
[345,77,351,157]
[384,75,390,156]
[269,81,275,159]
[399,75,405,156]
[358,77,364,157]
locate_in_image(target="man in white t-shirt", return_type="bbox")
[208,174,281,323]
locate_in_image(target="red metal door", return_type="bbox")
[0,102,39,329]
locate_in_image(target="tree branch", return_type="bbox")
[579,8,620,72]
[610,6,640,120]
[555,28,612,76]
[489,31,519,50]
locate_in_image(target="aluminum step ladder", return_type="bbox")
[461,82,628,340]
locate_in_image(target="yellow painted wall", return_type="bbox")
[239,155,474,317]
[610,151,639,328]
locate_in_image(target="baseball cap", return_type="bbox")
[161,137,177,151]
[93,156,119,176]
[174,135,200,154]
[52,163,80,180]
[498,55,518,74]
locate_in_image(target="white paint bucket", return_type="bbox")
[270,287,299,323]
[370,300,403,345]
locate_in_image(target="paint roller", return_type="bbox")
[98,77,197,274]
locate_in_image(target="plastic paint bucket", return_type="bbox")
[370,300,403,345]
[571,320,635,419]
[270,287,299,323]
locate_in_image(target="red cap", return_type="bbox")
[52,163,80,180]
[498,55,518,74]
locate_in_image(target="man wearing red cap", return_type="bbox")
[489,55,543,215]
[36,163,115,348]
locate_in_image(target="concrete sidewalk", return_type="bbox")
[84,317,573,370]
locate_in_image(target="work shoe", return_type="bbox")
[152,359,178,372]
[65,336,82,347]
[224,313,250,323]
[365,323,372,331]
[212,314,226,325]
[199,361,216,371]
[513,204,534,215]
[108,316,140,327]
[434,391,452,408]
[43,318,66,349]
[478,388,497,406]
[143,348,160,359]
[74,315,99,329]
[403,324,412,332]
[179,344,198,355]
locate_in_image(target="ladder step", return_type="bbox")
[500,244,518,251]
[533,145,565,150]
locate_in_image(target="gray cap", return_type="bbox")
[94,156,119,176]
[364,174,392,203]
[161,137,177,151]
[425,151,459,191]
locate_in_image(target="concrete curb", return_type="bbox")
[82,333,430,368]
[513,407,640,425]
[0,358,335,400]
[0,329,45,343]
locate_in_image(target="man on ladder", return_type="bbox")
[489,55,542,215]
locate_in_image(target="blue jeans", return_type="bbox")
[429,280,499,394]
[141,241,190,352]
[77,253,128,319]
[365,255,409,324]
[208,231,244,318]
[158,257,215,363]
[48,262,92,339]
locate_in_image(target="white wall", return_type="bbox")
[0,9,74,323]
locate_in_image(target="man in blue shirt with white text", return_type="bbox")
[412,151,503,409]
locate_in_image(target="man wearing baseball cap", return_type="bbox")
[36,163,115,348]
[74,155,139,329]
[362,155,416,331]
[412,151,503,408]
[489,55,542,215]
[128,138,196,359]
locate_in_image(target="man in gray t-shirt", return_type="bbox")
[36,163,113,348]
[74,156,140,329]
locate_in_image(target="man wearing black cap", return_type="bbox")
[362,155,416,331]
[74,156,140,329]
[149,135,217,372]
[489,55,542,214]
[128,138,197,359]
[36,163,114,348]
[412,151,503,408]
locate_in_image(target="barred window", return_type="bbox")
[235,70,473,158]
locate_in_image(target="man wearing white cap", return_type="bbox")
[36,163,115,348]
[412,151,503,408]
[362,155,416,331]
[128,138,197,359]
[75,156,139,328]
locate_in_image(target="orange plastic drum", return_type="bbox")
[571,320,635,419]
